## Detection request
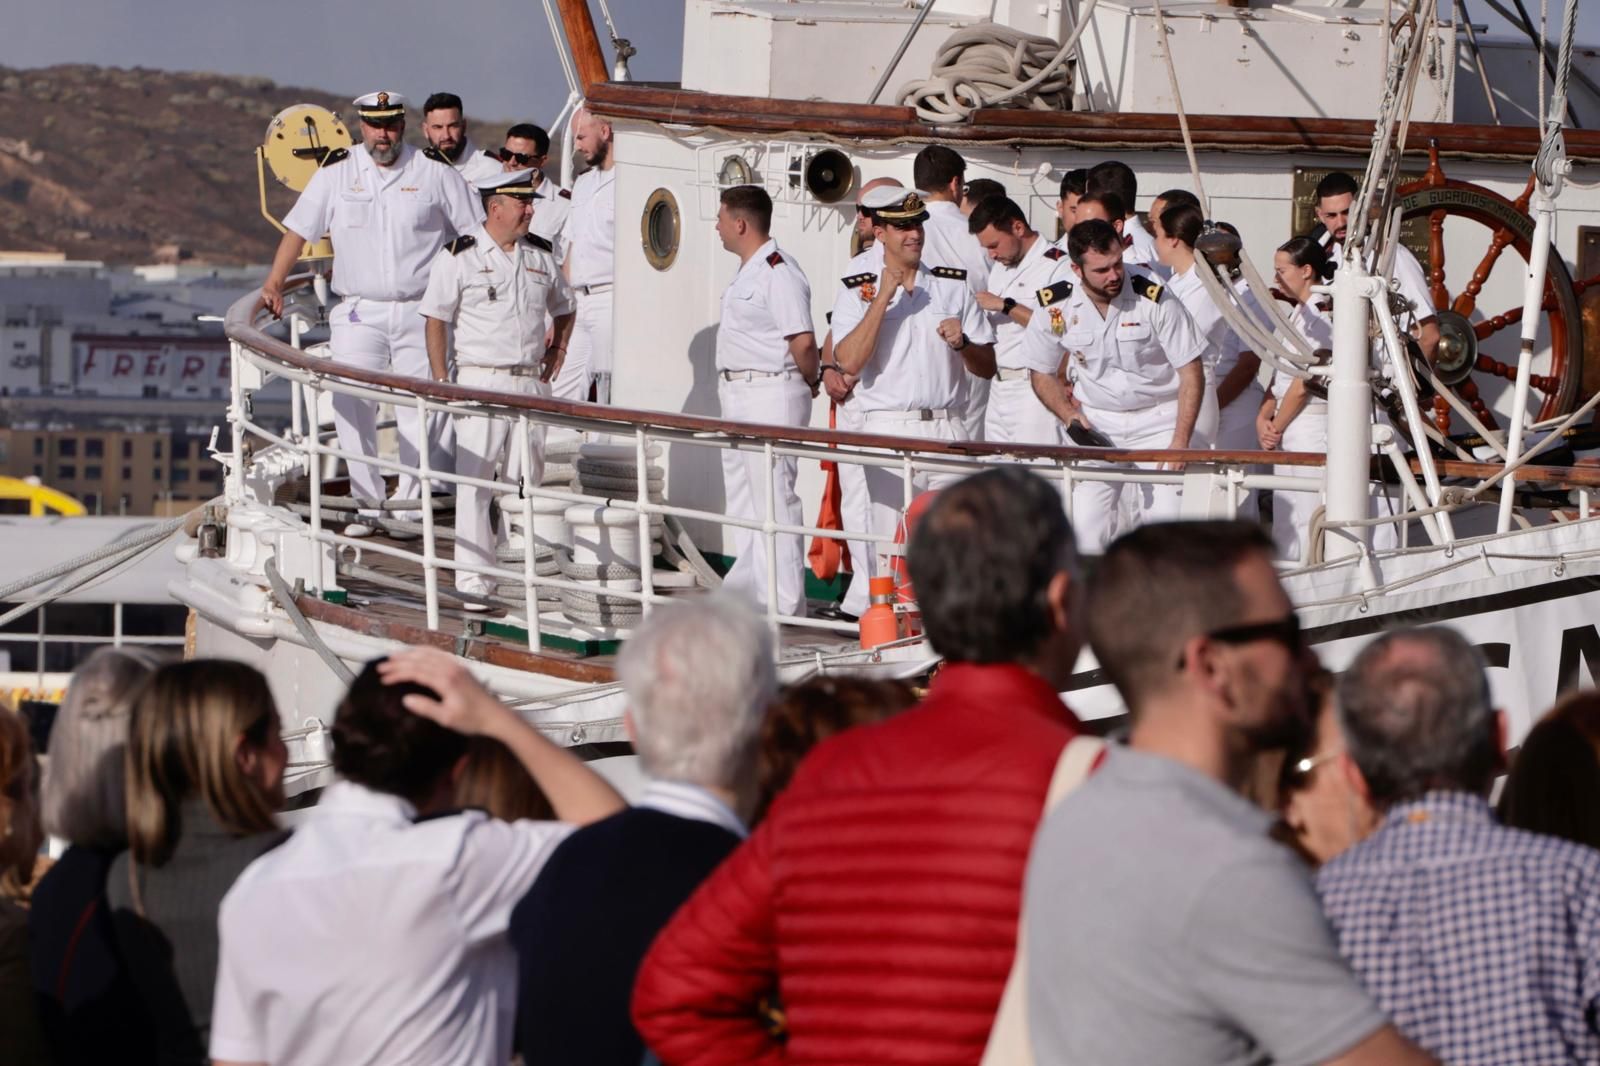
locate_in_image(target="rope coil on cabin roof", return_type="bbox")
[893,17,1090,125]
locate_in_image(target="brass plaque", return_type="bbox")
[1291,166,1430,263]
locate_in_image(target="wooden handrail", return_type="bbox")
[583,82,1600,161]
[226,288,1600,490]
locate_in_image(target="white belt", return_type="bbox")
[458,364,540,377]
[719,367,796,382]
[864,407,954,422]
[575,282,613,296]
[994,367,1031,382]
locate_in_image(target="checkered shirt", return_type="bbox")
[1316,791,1600,1065]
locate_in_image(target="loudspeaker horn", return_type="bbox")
[804,149,855,204]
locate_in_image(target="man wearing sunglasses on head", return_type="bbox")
[498,124,571,261]
[1023,520,1438,1066]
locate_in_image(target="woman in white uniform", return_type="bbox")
[1258,237,1334,562]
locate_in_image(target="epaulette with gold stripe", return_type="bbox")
[1037,281,1073,307]
[1132,275,1164,302]
[446,235,476,255]
[931,265,967,281]
[842,272,875,289]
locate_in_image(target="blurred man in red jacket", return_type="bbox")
[632,467,1085,1066]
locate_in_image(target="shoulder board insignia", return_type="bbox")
[1043,246,1066,260]
[842,272,875,289]
[446,235,476,255]
[931,266,967,281]
[1036,281,1072,307]
[523,233,553,253]
[422,146,450,164]
[318,146,349,168]
[1132,275,1163,302]
[558,188,572,200]
[482,149,499,161]
[767,251,784,268]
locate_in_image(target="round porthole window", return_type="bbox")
[641,188,681,271]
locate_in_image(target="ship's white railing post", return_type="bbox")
[1324,261,1377,563]
[1370,297,1455,543]
[519,413,543,649]
[635,426,655,620]
[763,439,780,634]
[1499,188,1556,532]
[304,379,325,596]
[416,396,440,631]
[227,340,248,505]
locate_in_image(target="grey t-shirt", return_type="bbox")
[1024,746,1385,1066]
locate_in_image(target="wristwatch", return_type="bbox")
[1002,297,1017,315]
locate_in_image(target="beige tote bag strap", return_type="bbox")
[980,734,1107,1066]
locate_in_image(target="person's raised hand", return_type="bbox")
[377,648,511,738]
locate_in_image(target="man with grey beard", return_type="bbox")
[260,91,481,538]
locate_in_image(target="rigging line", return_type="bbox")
[869,0,940,105]
[539,0,581,101]
[1539,0,1548,131]
[264,560,357,686]
[1148,0,1208,218]
[1481,0,1583,124]
[1456,0,1503,124]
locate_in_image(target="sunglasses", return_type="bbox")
[498,148,540,165]
[1177,614,1305,669]
[882,219,924,231]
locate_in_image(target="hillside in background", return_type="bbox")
[0,65,509,265]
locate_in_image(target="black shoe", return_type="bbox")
[811,603,859,623]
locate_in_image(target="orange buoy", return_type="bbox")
[859,576,900,649]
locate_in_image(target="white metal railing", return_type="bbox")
[222,283,1600,646]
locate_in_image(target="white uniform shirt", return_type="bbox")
[530,176,573,263]
[922,199,991,293]
[454,140,504,185]
[563,167,616,288]
[419,225,575,368]
[1122,214,1170,280]
[986,236,1076,370]
[1270,300,1334,403]
[1166,262,1243,378]
[717,239,814,373]
[1328,238,1436,321]
[209,780,572,1066]
[830,261,995,413]
[283,142,483,302]
[1018,274,1204,412]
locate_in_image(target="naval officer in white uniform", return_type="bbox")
[422,91,502,185]
[1019,218,1205,553]
[713,185,820,617]
[559,107,616,403]
[261,91,482,536]
[419,169,575,607]
[968,196,1078,446]
[830,190,996,588]
[914,145,994,440]
[497,124,572,262]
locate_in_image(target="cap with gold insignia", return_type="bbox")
[353,91,407,123]
[861,187,928,225]
[476,168,538,198]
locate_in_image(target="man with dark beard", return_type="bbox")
[1021,521,1437,1066]
[422,91,501,184]
[559,107,616,402]
[260,92,481,538]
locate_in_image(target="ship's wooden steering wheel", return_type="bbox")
[1395,143,1587,433]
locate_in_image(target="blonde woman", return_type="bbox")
[107,660,286,1066]
[29,648,162,1065]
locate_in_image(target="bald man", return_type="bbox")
[558,108,616,403]
[817,176,902,620]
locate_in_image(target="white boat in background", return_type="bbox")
[35,0,1594,794]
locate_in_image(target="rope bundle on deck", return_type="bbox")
[895,24,1074,123]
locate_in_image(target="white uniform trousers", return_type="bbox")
[327,297,454,516]
[1271,403,1329,563]
[556,287,613,402]
[848,409,969,589]
[1071,398,1184,554]
[984,371,1065,447]
[718,371,813,616]
[835,397,875,617]
[958,371,990,442]
[452,366,549,595]
[1215,381,1266,522]
[1194,372,1220,450]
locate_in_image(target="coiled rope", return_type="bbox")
[894,15,1092,124]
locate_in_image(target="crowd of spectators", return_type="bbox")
[0,468,1597,1065]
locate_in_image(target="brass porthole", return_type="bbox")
[641,188,681,271]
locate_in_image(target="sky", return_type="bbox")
[1,0,1594,123]
[0,0,682,124]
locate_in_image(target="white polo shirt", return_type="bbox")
[563,166,616,289]
[830,261,994,413]
[922,199,991,293]
[1166,262,1246,380]
[529,175,573,262]
[419,226,574,369]
[986,236,1076,371]
[282,142,484,302]
[1018,273,1204,412]
[1270,300,1334,403]
[209,780,572,1066]
[716,239,814,373]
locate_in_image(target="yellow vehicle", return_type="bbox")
[0,477,86,517]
